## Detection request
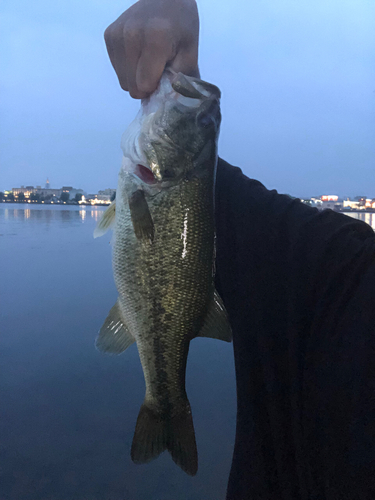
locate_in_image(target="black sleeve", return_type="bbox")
[215,158,375,500]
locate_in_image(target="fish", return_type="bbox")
[94,71,232,476]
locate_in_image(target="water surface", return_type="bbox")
[346,211,375,230]
[0,204,236,500]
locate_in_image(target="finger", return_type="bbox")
[136,30,174,96]
[104,24,129,91]
[170,46,200,78]
[123,26,145,98]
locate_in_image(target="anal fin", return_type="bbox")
[197,289,232,342]
[95,299,135,354]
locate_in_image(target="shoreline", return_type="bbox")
[1,202,374,214]
[338,209,375,214]
[0,201,109,207]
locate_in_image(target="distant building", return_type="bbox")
[343,198,375,210]
[86,193,111,205]
[98,188,116,198]
[319,195,342,211]
[12,185,60,199]
[12,186,37,197]
[355,196,367,207]
[61,186,85,200]
[37,187,62,198]
[70,189,85,200]
[11,182,86,201]
[45,178,50,189]
[343,199,361,210]
[307,195,343,211]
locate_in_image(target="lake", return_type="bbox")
[0,204,236,500]
[346,211,375,231]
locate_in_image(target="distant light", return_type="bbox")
[321,195,338,202]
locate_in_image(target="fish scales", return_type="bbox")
[114,175,214,412]
[94,71,232,476]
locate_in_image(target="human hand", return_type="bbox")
[104,0,200,99]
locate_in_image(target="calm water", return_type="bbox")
[0,204,236,500]
[346,211,375,231]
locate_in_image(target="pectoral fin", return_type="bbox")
[93,201,116,238]
[95,299,135,354]
[128,189,154,244]
[197,289,232,342]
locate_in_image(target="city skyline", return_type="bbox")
[2,179,375,202]
[2,0,374,197]
[4,179,375,206]
[2,179,115,195]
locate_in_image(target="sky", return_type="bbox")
[1,0,374,198]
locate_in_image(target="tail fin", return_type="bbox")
[131,403,198,476]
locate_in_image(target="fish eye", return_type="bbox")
[197,112,213,129]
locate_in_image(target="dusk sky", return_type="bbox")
[1,0,374,198]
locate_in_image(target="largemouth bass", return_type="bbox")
[94,72,231,476]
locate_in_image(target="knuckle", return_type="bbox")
[104,24,125,50]
[123,20,142,42]
[104,24,114,44]
[128,87,143,99]
[119,80,129,92]
[137,78,155,94]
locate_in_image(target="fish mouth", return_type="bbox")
[170,72,221,101]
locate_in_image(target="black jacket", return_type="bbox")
[215,159,375,500]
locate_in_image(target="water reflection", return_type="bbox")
[0,204,106,227]
[347,212,375,231]
[61,210,74,223]
[2,204,374,231]
[90,209,101,222]
[0,202,236,500]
